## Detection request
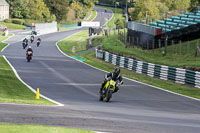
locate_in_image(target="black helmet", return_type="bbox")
[114,67,120,75]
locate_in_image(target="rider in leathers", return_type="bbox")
[100,67,123,94]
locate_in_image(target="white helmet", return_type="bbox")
[28,46,31,48]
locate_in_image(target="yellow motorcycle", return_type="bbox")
[99,79,116,102]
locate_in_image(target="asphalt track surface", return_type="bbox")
[1,7,200,133]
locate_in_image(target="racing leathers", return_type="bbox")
[100,72,123,94]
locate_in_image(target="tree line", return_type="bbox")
[99,0,200,21]
[6,0,98,23]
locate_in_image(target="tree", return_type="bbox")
[44,0,69,23]
[131,0,159,21]
[171,0,190,10]
[6,0,29,18]
[189,0,200,11]
[115,18,124,29]
[27,0,53,21]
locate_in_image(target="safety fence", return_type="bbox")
[96,49,200,88]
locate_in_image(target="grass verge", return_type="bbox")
[93,31,200,68]
[0,33,13,42]
[0,43,8,51]
[58,30,89,53]
[0,123,94,133]
[0,21,25,29]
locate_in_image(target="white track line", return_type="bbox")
[2,54,64,106]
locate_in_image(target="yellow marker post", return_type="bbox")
[36,88,40,99]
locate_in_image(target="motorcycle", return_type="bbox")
[37,41,40,47]
[26,51,32,62]
[30,37,34,43]
[99,79,117,102]
[22,42,28,49]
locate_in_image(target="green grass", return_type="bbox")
[0,21,25,29]
[0,123,94,133]
[58,30,89,53]
[0,38,53,105]
[0,43,8,51]
[0,33,13,42]
[93,31,200,68]
[95,5,124,27]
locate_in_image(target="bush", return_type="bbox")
[4,19,12,23]
[115,19,124,29]
[4,18,24,25]
[12,19,24,25]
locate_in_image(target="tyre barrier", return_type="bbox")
[96,49,200,88]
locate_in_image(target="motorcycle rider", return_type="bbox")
[37,38,41,47]
[30,35,34,43]
[26,46,33,55]
[100,67,123,94]
[23,38,28,45]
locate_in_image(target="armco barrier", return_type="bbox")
[96,49,200,88]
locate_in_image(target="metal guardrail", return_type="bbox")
[96,49,200,88]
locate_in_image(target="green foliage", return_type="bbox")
[171,0,190,10]
[131,0,192,21]
[4,18,24,25]
[4,19,12,23]
[70,0,98,20]
[12,19,24,25]
[189,0,200,11]
[132,0,159,20]
[6,0,29,19]
[156,2,169,14]
[116,19,124,29]
[27,0,54,21]
[44,0,69,23]
[6,0,97,23]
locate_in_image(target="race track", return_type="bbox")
[0,7,200,133]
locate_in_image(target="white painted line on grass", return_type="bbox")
[2,55,64,106]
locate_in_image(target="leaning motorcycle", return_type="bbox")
[99,79,116,102]
[22,42,27,49]
[26,51,32,62]
[37,41,40,47]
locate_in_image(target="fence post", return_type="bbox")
[159,39,161,53]
[137,37,139,48]
[129,36,131,48]
[187,40,189,56]
[195,40,200,57]
[172,40,175,54]
[152,39,154,53]
[164,39,167,56]
[179,40,182,55]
